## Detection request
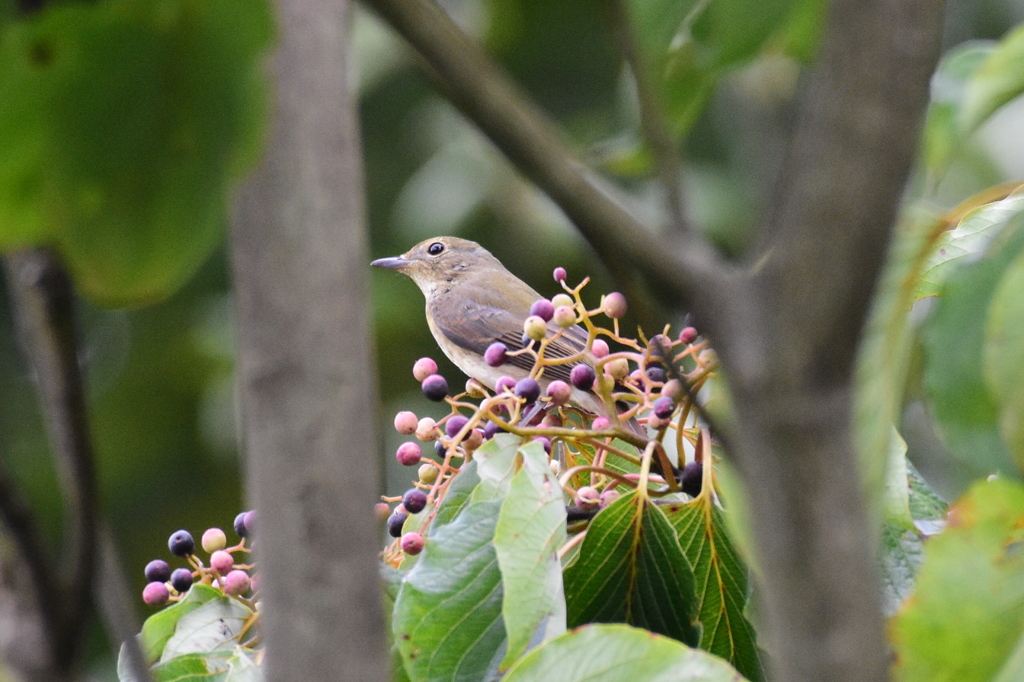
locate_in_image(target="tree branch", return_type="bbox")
[359,0,731,313]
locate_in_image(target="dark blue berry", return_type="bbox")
[387,512,408,538]
[403,488,428,515]
[653,396,675,420]
[482,421,500,440]
[570,365,596,391]
[681,461,702,497]
[234,512,249,539]
[646,367,667,383]
[144,559,171,583]
[170,568,194,593]
[435,440,447,457]
[421,374,449,402]
[446,415,469,438]
[168,530,194,557]
[515,378,541,404]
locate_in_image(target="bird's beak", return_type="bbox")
[371,256,412,270]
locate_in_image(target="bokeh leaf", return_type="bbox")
[502,623,747,682]
[984,247,1024,471]
[665,489,764,681]
[392,499,506,682]
[493,442,567,667]
[892,478,1024,681]
[962,23,1024,134]
[0,0,271,305]
[564,490,700,647]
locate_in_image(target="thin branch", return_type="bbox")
[5,249,97,670]
[359,0,731,313]
[605,0,688,235]
[95,525,153,682]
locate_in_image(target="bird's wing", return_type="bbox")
[429,292,590,383]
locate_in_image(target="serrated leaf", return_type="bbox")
[922,219,1024,478]
[914,187,1024,301]
[502,623,747,682]
[564,490,700,647]
[878,522,924,618]
[962,23,1024,134]
[493,442,567,667]
[392,499,506,682]
[907,462,948,524]
[984,246,1024,472]
[0,0,271,305]
[434,459,480,528]
[161,597,253,662]
[138,584,224,663]
[665,495,763,681]
[892,479,1024,681]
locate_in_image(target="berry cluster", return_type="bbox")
[379,268,719,566]
[141,510,257,608]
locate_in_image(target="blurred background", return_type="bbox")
[1,0,1023,676]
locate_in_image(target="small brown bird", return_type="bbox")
[371,236,608,415]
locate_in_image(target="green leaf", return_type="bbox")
[138,584,224,663]
[984,247,1024,472]
[878,522,924,618]
[914,187,1024,301]
[161,597,253,662]
[502,623,747,682]
[921,41,996,180]
[493,442,567,667]
[433,459,480,528]
[665,494,764,681]
[392,499,506,682]
[892,478,1024,681]
[689,0,794,69]
[962,23,1024,134]
[0,0,272,306]
[922,219,1024,478]
[564,490,700,647]
[472,433,521,501]
[907,462,948,524]
[146,651,232,682]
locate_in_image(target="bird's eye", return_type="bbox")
[428,242,445,256]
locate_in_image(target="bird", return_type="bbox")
[371,236,611,417]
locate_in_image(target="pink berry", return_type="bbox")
[394,411,418,435]
[533,436,551,453]
[396,441,422,466]
[679,327,698,344]
[603,292,627,319]
[210,550,234,574]
[577,486,600,510]
[224,570,251,595]
[374,502,392,521]
[592,339,609,358]
[547,380,572,406]
[592,416,611,431]
[250,573,262,593]
[495,376,517,394]
[143,581,170,607]
[402,532,425,555]
[600,489,621,507]
[413,357,438,382]
[553,267,567,282]
[553,305,576,328]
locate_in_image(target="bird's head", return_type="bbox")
[371,236,504,295]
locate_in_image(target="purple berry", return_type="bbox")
[530,299,555,322]
[168,530,194,557]
[495,376,516,394]
[143,581,170,607]
[170,568,194,593]
[653,396,675,420]
[484,342,508,367]
[224,570,251,596]
[402,532,425,555]
[243,511,256,536]
[144,559,171,583]
[515,377,541,403]
[422,374,449,402]
[403,488,428,514]
[546,380,572,406]
[387,512,408,538]
[570,365,596,391]
[646,367,667,383]
[681,461,703,497]
[234,512,249,538]
[679,327,698,344]
[413,357,438,382]
[482,421,500,440]
[533,436,551,454]
[396,442,422,466]
[553,267,567,282]
[445,415,469,438]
